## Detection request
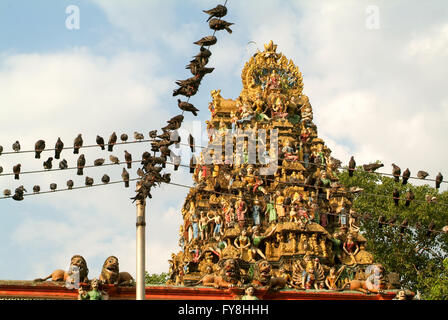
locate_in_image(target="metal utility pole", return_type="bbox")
[135,182,146,300]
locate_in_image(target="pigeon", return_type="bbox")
[50,183,57,191]
[188,134,195,153]
[188,65,215,77]
[348,156,356,177]
[33,185,40,193]
[43,157,53,170]
[149,130,158,139]
[13,164,21,180]
[109,155,119,164]
[108,132,117,152]
[85,176,94,187]
[417,170,429,179]
[137,167,145,177]
[172,154,181,171]
[203,4,227,22]
[77,154,86,175]
[194,35,217,47]
[73,134,83,154]
[427,220,436,238]
[120,134,128,142]
[54,138,64,159]
[124,151,132,169]
[0,145,3,155]
[209,18,234,33]
[141,152,151,165]
[12,185,26,201]
[176,75,203,89]
[3,189,11,197]
[362,162,384,172]
[178,99,199,116]
[402,168,410,185]
[392,163,401,183]
[173,85,198,97]
[134,132,144,141]
[168,115,184,125]
[435,172,443,189]
[400,219,408,235]
[162,173,171,184]
[35,140,46,159]
[190,155,196,173]
[96,135,105,150]
[377,215,386,228]
[67,180,74,190]
[122,168,130,188]
[393,189,400,206]
[0,166,3,174]
[94,158,105,166]
[405,190,415,207]
[101,174,110,184]
[12,141,20,152]
[59,159,68,170]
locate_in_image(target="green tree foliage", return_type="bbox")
[338,165,448,299]
[145,271,169,285]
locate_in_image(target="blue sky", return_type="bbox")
[0,0,447,280]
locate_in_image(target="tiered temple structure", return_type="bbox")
[168,41,397,294]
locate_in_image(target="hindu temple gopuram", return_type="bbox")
[166,41,403,298]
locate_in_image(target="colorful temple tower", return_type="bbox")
[168,41,396,294]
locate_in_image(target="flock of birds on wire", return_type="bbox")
[0,3,233,203]
[1,4,447,235]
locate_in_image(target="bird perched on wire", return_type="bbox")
[393,189,400,206]
[435,172,443,189]
[12,185,26,201]
[348,156,356,177]
[162,173,171,184]
[35,140,46,159]
[402,168,410,185]
[59,159,68,170]
[178,99,199,116]
[137,167,145,177]
[108,132,117,152]
[162,121,181,132]
[203,4,227,21]
[187,63,215,77]
[12,141,20,152]
[124,151,132,169]
[417,170,429,179]
[3,189,11,197]
[73,134,83,154]
[189,134,195,153]
[43,157,53,170]
[173,84,198,97]
[77,154,86,175]
[405,189,415,207]
[67,180,74,190]
[85,177,94,187]
[176,75,203,89]
[377,215,386,228]
[94,158,105,166]
[122,168,130,188]
[109,155,119,164]
[33,185,40,194]
[50,183,57,192]
[149,130,158,139]
[400,219,408,235]
[209,18,234,33]
[96,135,105,150]
[54,138,64,159]
[120,134,128,143]
[134,132,144,141]
[194,35,217,47]
[0,166,3,174]
[13,164,21,180]
[168,115,184,126]
[190,155,196,173]
[0,145,3,156]
[391,163,401,183]
[101,174,110,184]
[172,154,181,171]
[362,162,383,172]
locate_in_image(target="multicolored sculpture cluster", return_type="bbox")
[168,41,399,293]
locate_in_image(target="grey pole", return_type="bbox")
[136,182,146,300]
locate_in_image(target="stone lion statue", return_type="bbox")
[252,260,286,290]
[338,264,387,294]
[195,258,243,289]
[99,256,134,286]
[34,255,89,283]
